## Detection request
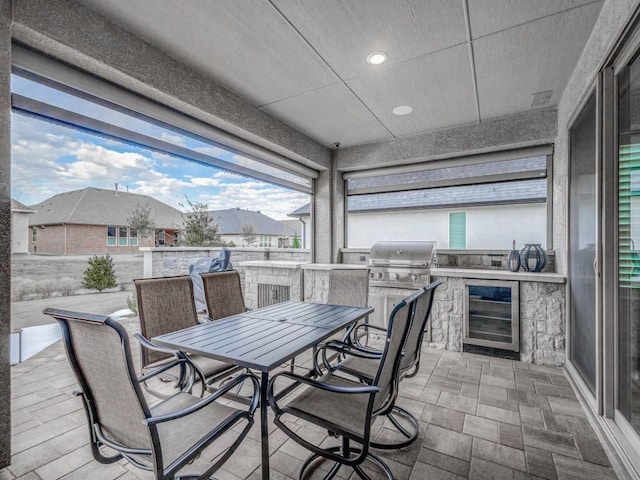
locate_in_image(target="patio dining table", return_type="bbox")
[151,300,373,479]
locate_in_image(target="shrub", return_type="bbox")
[33,279,57,298]
[13,279,37,301]
[127,295,138,316]
[82,254,117,292]
[57,277,78,296]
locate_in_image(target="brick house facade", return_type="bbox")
[28,187,183,255]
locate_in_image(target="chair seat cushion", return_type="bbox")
[190,355,238,379]
[335,355,378,381]
[151,392,241,469]
[144,355,238,383]
[284,374,371,440]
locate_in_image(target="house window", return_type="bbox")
[118,226,128,246]
[260,235,272,247]
[129,228,138,246]
[31,227,37,243]
[107,225,116,246]
[449,212,466,249]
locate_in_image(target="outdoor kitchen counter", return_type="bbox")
[431,267,566,283]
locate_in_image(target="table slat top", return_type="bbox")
[152,301,372,371]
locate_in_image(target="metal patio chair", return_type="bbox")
[43,308,259,480]
[267,288,423,480]
[135,276,241,396]
[200,270,248,321]
[316,279,443,449]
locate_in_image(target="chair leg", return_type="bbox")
[370,405,420,450]
[298,440,394,480]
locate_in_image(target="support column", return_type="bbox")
[0,0,12,469]
[312,152,344,264]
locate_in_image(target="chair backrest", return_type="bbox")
[371,288,423,414]
[399,279,443,375]
[327,268,370,307]
[43,308,153,458]
[134,276,200,368]
[200,270,246,320]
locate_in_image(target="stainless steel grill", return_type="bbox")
[368,241,437,288]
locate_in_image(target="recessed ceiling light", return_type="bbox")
[366,51,388,65]
[392,105,413,115]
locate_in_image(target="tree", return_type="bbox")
[83,254,117,292]
[126,203,156,243]
[241,223,257,246]
[292,233,301,249]
[180,197,223,246]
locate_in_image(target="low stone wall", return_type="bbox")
[142,247,311,278]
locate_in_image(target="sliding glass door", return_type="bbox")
[617,54,640,437]
[569,92,598,395]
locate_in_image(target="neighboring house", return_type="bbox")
[209,208,296,247]
[11,199,35,254]
[289,179,547,250]
[28,187,184,255]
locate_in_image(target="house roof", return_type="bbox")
[11,199,36,213]
[278,219,302,236]
[209,208,296,236]
[288,179,546,217]
[28,187,184,229]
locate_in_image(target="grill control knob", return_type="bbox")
[376,272,383,279]
[394,273,400,280]
[412,274,418,281]
[369,272,375,279]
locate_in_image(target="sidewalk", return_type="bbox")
[11,290,133,330]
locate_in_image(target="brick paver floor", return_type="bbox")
[0,318,620,479]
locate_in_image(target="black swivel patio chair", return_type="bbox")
[267,288,423,480]
[135,276,241,396]
[316,279,443,449]
[43,308,259,480]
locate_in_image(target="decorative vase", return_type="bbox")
[520,244,547,272]
[508,240,520,272]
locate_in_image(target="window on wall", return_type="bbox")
[449,212,466,249]
[118,226,128,246]
[107,226,117,246]
[31,227,36,243]
[260,235,272,247]
[129,228,138,246]
[344,147,552,249]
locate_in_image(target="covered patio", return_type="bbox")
[2,0,640,479]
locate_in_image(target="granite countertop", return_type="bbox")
[431,267,565,283]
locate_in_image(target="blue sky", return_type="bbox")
[10,75,310,220]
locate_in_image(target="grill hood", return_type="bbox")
[369,241,437,268]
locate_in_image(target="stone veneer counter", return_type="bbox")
[431,267,565,283]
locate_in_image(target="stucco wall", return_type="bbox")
[346,203,546,249]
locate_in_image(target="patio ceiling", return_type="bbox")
[75,0,602,149]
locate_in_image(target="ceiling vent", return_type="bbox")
[530,90,553,108]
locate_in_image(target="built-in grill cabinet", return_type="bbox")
[463,279,519,352]
[368,241,436,327]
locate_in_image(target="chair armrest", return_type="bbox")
[348,323,387,347]
[268,370,378,416]
[134,333,206,393]
[144,372,260,426]
[313,340,382,376]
